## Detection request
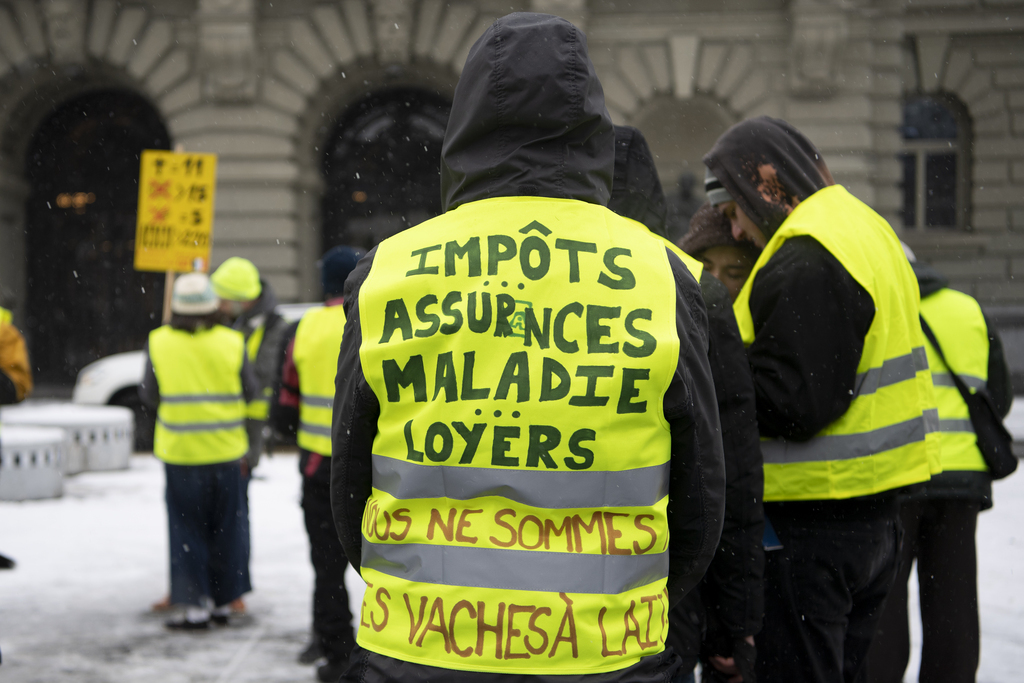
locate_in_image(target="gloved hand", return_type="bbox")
[706,635,756,683]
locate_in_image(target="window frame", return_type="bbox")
[900,93,972,232]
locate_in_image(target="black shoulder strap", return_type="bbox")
[920,315,975,403]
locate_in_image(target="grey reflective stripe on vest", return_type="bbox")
[854,347,929,398]
[299,422,332,437]
[939,418,976,433]
[301,395,334,409]
[160,393,243,404]
[372,454,670,509]
[931,372,987,392]
[761,408,940,465]
[362,541,669,595]
[157,419,245,432]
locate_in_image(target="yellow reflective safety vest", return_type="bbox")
[293,304,347,455]
[149,324,248,465]
[355,196,681,675]
[0,306,11,326]
[244,323,271,420]
[733,185,939,501]
[921,288,989,473]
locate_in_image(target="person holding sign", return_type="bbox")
[329,13,726,683]
[139,273,257,630]
[609,126,764,683]
[704,117,940,683]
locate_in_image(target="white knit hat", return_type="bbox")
[171,273,219,315]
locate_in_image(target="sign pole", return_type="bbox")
[161,271,175,324]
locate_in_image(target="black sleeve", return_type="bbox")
[664,249,727,607]
[268,321,300,438]
[0,369,17,405]
[984,313,1013,419]
[698,271,765,640]
[331,251,380,572]
[240,352,258,403]
[138,341,160,410]
[747,236,875,441]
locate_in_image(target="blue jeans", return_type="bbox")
[166,460,251,607]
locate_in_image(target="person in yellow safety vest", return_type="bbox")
[211,256,289,465]
[138,273,258,630]
[0,301,33,570]
[608,125,764,683]
[209,256,289,617]
[329,13,726,683]
[272,245,365,681]
[704,116,940,683]
[864,251,1013,683]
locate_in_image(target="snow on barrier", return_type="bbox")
[0,425,65,500]
[0,404,134,473]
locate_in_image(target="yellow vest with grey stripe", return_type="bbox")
[733,185,939,501]
[293,304,346,454]
[921,287,990,473]
[244,323,271,420]
[149,325,248,465]
[355,196,680,675]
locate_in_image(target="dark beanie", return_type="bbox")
[321,246,365,297]
[679,202,761,262]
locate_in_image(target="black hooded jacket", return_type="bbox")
[330,14,725,682]
[911,261,1012,509]
[610,126,764,664]
[703,117,876,443]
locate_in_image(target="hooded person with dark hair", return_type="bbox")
[680,203,760,302]
[609,125,764,683]
[703,117,940,683]
[329,13,726,683]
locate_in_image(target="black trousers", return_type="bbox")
[863,498,981,683]
[301,450,355,662]
[166,460,251,607]
[756,497,901,683]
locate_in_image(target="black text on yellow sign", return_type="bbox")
[134,150,217,273]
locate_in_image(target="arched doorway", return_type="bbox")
[632,96,736,241]
[24,90,170,385]
[321,88,451,252]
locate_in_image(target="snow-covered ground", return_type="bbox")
[1,452,1023,682]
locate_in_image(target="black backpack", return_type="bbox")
[920,316,1017,480]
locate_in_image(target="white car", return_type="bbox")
[72,303,320,451]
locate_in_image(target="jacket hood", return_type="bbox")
[440,12,614,212]
[912,260,949,298]
[703,116,834,237]
[235,278,279,330]
[607,125,668,237]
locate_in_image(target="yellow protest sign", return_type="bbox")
[134,150,217,273]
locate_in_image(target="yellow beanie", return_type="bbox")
[211,257,262,302]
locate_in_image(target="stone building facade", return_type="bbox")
[0,0,1023,381]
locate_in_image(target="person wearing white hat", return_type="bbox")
[139,273,259,630]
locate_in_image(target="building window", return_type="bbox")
[901,95,971,230]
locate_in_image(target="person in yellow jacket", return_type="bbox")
[329,13,726,683]
[0,302,33,570]
[704,117,939,683]
[139,273,258,630]
[865,253,1013,683]
[273,245,364,681]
